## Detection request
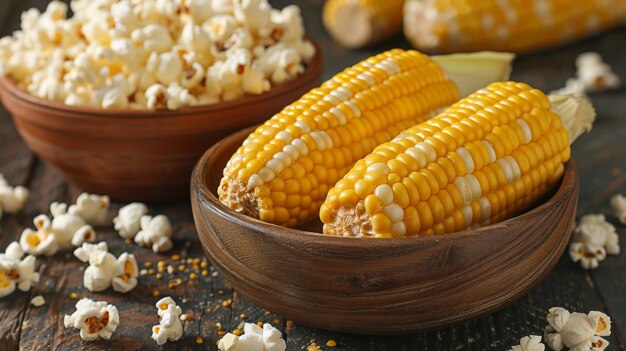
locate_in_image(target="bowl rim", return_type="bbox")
[0,38,323,121]
[192,126,578,245]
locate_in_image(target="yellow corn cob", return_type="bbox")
[219,49,460,227]
[323,0,405,48]
[320,82,595,237]
[404,0,626,53]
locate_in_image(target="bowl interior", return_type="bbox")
[200,126,571,239]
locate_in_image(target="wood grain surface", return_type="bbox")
[0,0,625,350]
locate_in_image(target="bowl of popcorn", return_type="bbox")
[0,0,323,201]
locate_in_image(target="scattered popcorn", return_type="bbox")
[1,0,315,110]
[135,215,174,253]
[73,242,108,263]
[553,52,620,95]
[83,250,117,292]
[68,193,110,226]
[111,252,139,293]
[114,202,148,239]
[544,307,611,351]
[29,202,98,249]
[569,214,620,269]
[218,323,286,351]
[0,174,29,220]
[152,296,183,345]
[20,215,59,256]
[610,194,626,225]
[509,335,545,351]
[569,242,606,270]
[75,243,138,293]
[64,298,119,341]
[30,295,45,307]
[0,242,40,298]
[575,53,620,92]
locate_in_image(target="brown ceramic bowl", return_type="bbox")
[191,126,579,334]
[0,41,323,201]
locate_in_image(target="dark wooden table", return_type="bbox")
[0,1,624,350]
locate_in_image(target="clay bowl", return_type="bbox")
[0,41,323,201]
[191,126,579,334]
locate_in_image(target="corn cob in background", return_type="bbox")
[404,0,626,53]
[321,82,595,237]
[219,49,513,228]
[324,0,405,49]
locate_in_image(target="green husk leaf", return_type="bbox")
[433,52,515,98]
[549,94,596,143]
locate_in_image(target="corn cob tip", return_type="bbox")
[549,94,596,143]
[432,52,515,98]
[323,0,404,49]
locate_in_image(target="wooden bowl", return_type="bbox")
[0,41,323,201]
[191,126,579,334]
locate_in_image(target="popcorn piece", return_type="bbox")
[218,333,240,351]
[114,202,148,239]
[181,22,211,53]
[233,0,273,37]
[573,214,620,255]
[218,323,286,351]
[610,194,626,225]
[50,202,97,248]
[544,307,611,351]
[166,84,197,110]
[509,335,545,351]
[83,250,117,292]
[146,84,169,109]
[152,296,183,345]
[0,242,39,298]
[68,193,110,226]
[554,52,620,95]
[147,52,184,85]
[74,242,108,263]
[576,52,620,92]
[111,252,138,293]
[64,298,119,341]
[569,242,606,270]
[31,295,45,307]
[135,215,174,253]
[101,87,129,110]
[20,215,59,256]
[0,174,29,218]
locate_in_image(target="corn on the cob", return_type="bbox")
[218,49,513,228]
[404,0,626,53]
[320,82,595,237]
[324,0,405,49]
